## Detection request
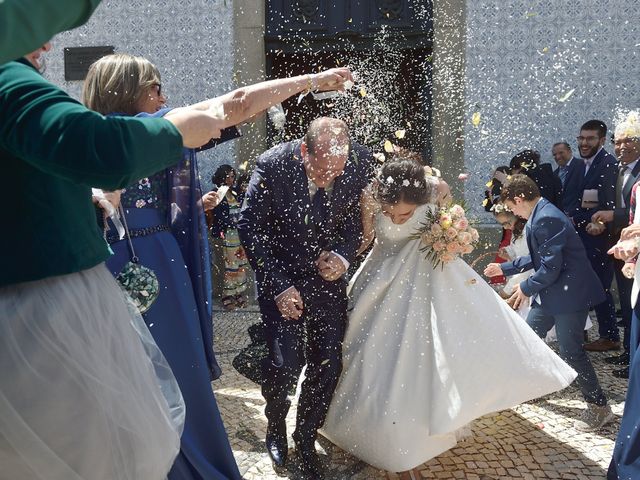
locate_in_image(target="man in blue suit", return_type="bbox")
[593,125,640,378]
[569,120,620,352]
[238,117,374,478]
[485,174,613,431]
[552,141,583,215]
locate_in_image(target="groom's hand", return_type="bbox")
[316,251,347,281]
[275,287,304,320]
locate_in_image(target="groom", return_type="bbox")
[238,117,373,477]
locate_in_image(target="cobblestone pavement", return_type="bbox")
[211,308,628,479]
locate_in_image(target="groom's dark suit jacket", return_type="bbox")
[237,139,374,303]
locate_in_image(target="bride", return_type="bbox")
[320,153,577,477]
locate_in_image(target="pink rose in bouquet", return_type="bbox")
[445,227,459,240]
[441,252,455,263]
[450,204,465,217]
[446,242,460,253]
[458,231,472,244]
[454,218,469,230]
[432,240,446,252]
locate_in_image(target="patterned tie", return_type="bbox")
[616,164,628,207]
[558,165,568,187]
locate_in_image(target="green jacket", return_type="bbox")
[0,0,101,64]
[0,59,183,286]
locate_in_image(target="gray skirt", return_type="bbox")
[0,264,185,480]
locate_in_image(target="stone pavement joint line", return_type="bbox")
[212,310,626,479]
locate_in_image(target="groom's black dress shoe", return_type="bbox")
[266,421,288,471]
[295,443,325,479]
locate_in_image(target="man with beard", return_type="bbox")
[569,120,619,352]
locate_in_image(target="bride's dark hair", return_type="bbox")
[375,154,431,205]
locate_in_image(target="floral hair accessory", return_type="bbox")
[413,180,421,187]
[424,166,441,178]
[490,203,511,214]
[402,179,410,187]
[386,176,395,184]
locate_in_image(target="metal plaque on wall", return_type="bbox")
[63,46,114,81]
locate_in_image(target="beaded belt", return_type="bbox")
[106,224,170,244]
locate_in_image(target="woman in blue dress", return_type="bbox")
[83,53,353,479]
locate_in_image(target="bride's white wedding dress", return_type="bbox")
[321,202,577,472]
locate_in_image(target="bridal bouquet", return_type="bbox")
[414,204,479,268]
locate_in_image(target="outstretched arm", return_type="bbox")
[187,68,353,129]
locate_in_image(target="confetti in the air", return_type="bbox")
[471,111,481,127]
[395,129,406,139]
[558,88,576,102]
[373,152,386,163]
[384,140,395,153]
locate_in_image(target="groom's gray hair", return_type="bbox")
[304,117,349,156]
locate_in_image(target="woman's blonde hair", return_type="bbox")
[82,53,161,115]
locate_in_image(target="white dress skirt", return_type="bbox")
[321,203,577,472]
[0,264,184,480]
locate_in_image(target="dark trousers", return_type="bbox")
[581,232,619,341]
[614,257,633,353]
[259,296,347,448]
[608,302,640,479]
[527,303,607,406]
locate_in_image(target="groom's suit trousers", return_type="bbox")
[259,295,347,448]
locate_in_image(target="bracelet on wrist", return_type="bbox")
[305,74,316,93]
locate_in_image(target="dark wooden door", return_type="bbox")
[265,0,434,162]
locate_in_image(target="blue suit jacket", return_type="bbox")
[501,198,605,314]
[237,140,374,301]
[569,148,618,231]
[554,157,583,214]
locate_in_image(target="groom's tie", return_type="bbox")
[311,187,328,228]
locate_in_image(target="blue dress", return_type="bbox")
[105,115,241,480]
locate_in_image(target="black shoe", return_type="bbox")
[613,366,630,379]
[295,443,325,479]
[604,352,630,366]
[266,421,288,471]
